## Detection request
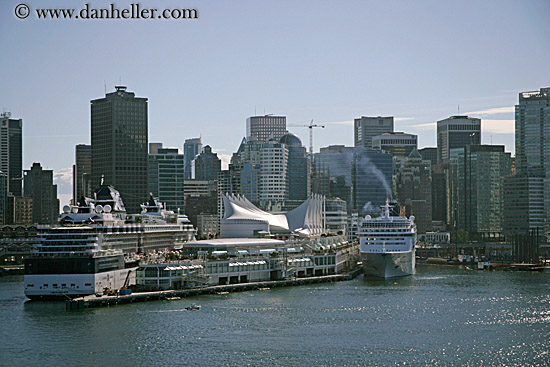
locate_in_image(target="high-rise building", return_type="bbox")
[354,148,393,214]
[259,140,288,202]
[0,172,7,225]
[279,133,309,201]
[0,113,23,196]
[503,176,545,237]
[91,86,148,213]
[437,115,481,164]
[506,87,550,239]
[372,132,418,158]
[354,116,394,149]
[148,146,184,211]
[193,145,221,182]
[246,115,287,142]
[325,198,347,236]
[183,137,202,179]
[396,149,432,234]
[449,145,511,240]
[515,87,550,176]
[72,144,91,203]
[23,162,59,225]
[419,147,438,166]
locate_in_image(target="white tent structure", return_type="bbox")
[220,193,325,238]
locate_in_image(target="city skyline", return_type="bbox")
[1,0,549,205]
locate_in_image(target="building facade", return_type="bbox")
[354,116,394,149]
[246,115,287,142]
[91,86,148,213]
[183,137,202,180]
[372,132,418,158]
[72,144,91,203]
[280,133,309,201]
[0,113,23,197]
[193,145,221,182]
[148,147,185,211]
[419,147,438,166]
[437,116,481,164]
[23,162,59,225]
[449,145,511,240]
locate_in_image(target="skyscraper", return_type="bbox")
[372,132,418,157]
[437,115,481,164]
[0,172,7,225]
[72,144,91,203]
[280,133,309,201]
[449,145,511,240]
[507,87,550,238]
[24,162,59,225]
[194,145,221,182]
[148,146,184,211]
[183,137,202,179]
[354,116,394,149]
[246,115,287,142]
[91,86,148,213]
[0,113,23,196]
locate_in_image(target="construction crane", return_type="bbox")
[288,119,325,155]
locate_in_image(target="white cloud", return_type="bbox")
[54,167,73,184]
[395,117,414,122]
[410,122,437,130]
[324,120,353,126]
[466,106,515,116]
[218,154,232,170]
[482,119,515,134]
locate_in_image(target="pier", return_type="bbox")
[66,268,363,310]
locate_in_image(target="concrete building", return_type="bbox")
[372,132,418,158]
[437,116,481,164]
[183,137,202,180]
[193,145,221,182]
[395,149,432,234]
[148,146,185,212]
[325,198,347,236]
[259,140,288,202]
[0,113,23,197]
[354,116,394,149]
[91,86,148,213]
[72,144,91,203]
[23,163,59,225]
[449,145,511,240]
[196,213,219,239]
[12,196,33,225]
[246,115,287,142]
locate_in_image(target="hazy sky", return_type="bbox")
[1,0,549,204]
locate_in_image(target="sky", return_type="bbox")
[1,0,549,206]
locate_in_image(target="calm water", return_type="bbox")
[1,266,549,367]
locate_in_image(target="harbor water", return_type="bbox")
[1,265,548,366]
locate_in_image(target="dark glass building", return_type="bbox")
[280,133,309,201]
[194,145,221,182]
[24,163,59,225]
[91,86,148,213]
[0,114,23,196]
[148,146,184,211]
[183,137,202,180]
[72,144,91,203]
[437,115,481,164]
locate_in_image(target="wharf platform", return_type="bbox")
[66,268,363,310]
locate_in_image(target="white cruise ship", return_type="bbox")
[358,200,416,278]
[24,185,195,300]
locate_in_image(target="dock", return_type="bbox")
[66,268,363,310]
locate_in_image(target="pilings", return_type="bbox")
[66,268,363,310]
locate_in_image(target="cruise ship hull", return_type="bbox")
[362,251,415,279]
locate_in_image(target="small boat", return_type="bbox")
[185,304,201,311]
[167,297,181,300]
